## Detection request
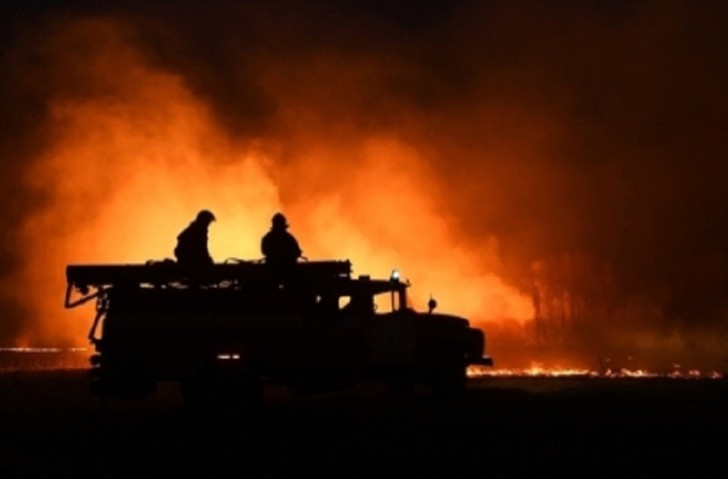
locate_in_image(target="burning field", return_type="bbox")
[2,2,728,372]
[2,6,727,475]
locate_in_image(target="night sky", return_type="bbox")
[1,1,727,367]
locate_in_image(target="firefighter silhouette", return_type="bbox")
[261,212,302,267]
[174,209,215,268]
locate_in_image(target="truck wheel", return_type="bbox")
[431,353,466,400]
[386,367,415,401]
[181,367,263,413]
[91,359,155,400]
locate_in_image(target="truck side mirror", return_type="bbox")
[428,296,437,314]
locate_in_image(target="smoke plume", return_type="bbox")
[1,1,727,370]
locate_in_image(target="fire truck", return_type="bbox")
[64,259,493,409]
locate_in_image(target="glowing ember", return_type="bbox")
[0,347,90,371]
[216,354,241,360]
[0,347,64,353]
[467,363,724,379]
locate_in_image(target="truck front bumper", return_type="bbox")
[468,355,494,367]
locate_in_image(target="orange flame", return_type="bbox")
[14,18,533,346]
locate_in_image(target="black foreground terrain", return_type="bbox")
[1,370,727,477]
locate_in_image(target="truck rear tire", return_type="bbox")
[431,352,466,400]
[181,365,263,413]
[386,367,415,401]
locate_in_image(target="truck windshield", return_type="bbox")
[337,288,406,314]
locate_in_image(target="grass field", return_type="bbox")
[1,368,726,477]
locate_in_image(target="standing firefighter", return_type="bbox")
[174,209,216,268]
[261,212,302,267]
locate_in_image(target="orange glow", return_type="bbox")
[0,347,63,353]
[468,363,723,379]
[14,19,533,347]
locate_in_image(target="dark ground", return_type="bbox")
[1,370,727,478]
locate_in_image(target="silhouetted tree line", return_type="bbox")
[529,254,662,347]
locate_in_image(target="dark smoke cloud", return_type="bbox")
[2,1,728,360]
